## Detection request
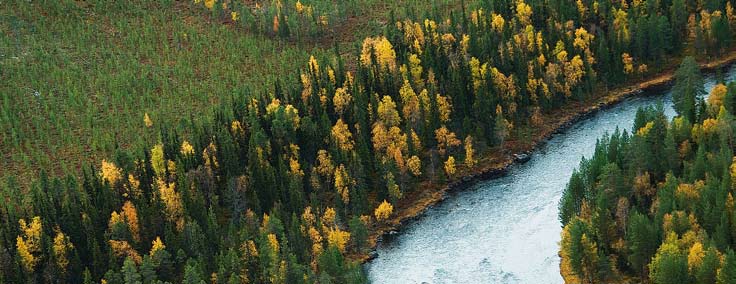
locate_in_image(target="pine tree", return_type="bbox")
[711,14,732,54]
[694,247,720,284]
[139,256,157,284]
[183,259,206,284]
[717,250,736,284]
[562,218,599,284]
[626,212,660,276]
[122,257,142,284]
[670,0,687,50]
[348,216,368,252]
[672,57,705,122]
[559,171,585,225]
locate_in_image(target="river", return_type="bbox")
[365,64,736,284]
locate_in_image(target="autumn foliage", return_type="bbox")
[559,74,736,283]
[4,0,736,282]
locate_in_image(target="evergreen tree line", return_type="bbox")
[559,57,736,283]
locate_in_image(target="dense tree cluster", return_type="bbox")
[559,58,736,283]
[3,0,736,283]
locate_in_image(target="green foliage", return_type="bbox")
[717,250,736,284]
[560,58,736,282]
[649,237,688,284]
[348,216,368,253]
[567,218,598,282]
[672,57,706,122]
[4,0,736,283]
[695,247,720,284]
[183,259,205,284]
[122,257,142,284]
[559,171,585,225]
[0,1,317,183]
[626,212,660,276]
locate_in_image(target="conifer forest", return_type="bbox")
[3,0,736,283]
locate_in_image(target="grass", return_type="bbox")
[0,0,477,185]
[0,1,325,182]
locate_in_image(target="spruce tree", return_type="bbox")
[672,57,705,122]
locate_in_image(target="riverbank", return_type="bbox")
[352,50,736,264]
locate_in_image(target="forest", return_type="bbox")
[559,57,736,283]
[2,0,736,283]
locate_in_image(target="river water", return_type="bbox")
[365,64,736,284]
